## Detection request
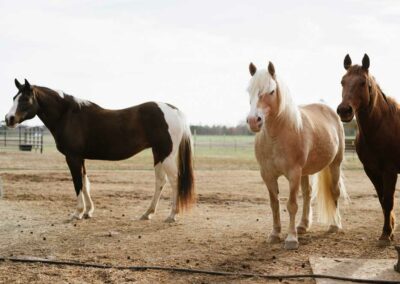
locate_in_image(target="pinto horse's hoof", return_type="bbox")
[284,240,299,250]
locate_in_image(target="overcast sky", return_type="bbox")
[1,0,400,126]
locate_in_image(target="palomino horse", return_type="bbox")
[337,54,400,245]
[247,61,347,249]
[5,79,195,222]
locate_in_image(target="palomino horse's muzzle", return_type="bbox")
[247,115,263,132]
[336,103,354,123]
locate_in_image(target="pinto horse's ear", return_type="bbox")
[268,61,275,78]
[249,62,257,76]
[362,54,370,71]
[15,78,22,90]
[344,54,352,70]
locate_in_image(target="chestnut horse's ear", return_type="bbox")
[15,78,22,90]
[268,61,275,78]
[344,54,352,70]
[362,54,370,71]
[24,79,31,90]
[249,62,257,76]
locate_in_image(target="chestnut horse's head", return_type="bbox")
[5,79,39,128]
[337,54,371,122]
[246,61,278,132]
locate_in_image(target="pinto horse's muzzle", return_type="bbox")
[337,103,354,123]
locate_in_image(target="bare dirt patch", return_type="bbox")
[0,152,399,283]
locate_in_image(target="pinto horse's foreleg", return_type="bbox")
[380,171,397,245]
[297,175,312,234]
[66,156,85,220]
[140,163,167,220]
[82,163,94,218]
[285,169,301,250]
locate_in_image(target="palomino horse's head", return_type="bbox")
[246,61,278,132]
[5,79,39,128]
[337,54,371,122]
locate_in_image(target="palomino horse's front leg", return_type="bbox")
[297,175,312,234]
[140,163,167,220]
[262,173,281,243]
[285,170,301,250]
[66,156,86,220]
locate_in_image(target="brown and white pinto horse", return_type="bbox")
[337,54,400,245]
[5,79,195,222]
[247,61,347,250]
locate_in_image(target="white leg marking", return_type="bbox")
[285,172,301,250]
[162,157,179,223]
[72,191,86,220]
[140,163,167,220]
[83,175,94,218]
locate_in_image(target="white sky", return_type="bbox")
[1,0,400,126]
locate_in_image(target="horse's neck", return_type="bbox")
[264,105,302,138]
[36,90,68,134]
[356,91,387,137]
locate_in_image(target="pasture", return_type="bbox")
[0,135,399,283]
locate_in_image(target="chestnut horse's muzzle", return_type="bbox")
[336,104,354,123]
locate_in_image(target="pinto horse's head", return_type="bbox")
[246,61,278,132]
[5,79,39,128]
[337,54,371,122]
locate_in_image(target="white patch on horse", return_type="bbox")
[58,89,91,107]
[72,191,86,220]
[82,175,94,218]
[6,94,21,121]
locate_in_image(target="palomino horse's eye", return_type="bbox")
[269,90,275,95]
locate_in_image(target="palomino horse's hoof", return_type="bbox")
[268,235,281,244]
[71,212,84,220]
[284,240,299,250]
[327,225,339,233]
[297,226,308,234]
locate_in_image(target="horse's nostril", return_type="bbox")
[257,116,261,122]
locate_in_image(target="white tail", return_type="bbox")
[313,167,348,228]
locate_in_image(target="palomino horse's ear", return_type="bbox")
[15,78,22,90]
[362,54,370,71]
[249,62,257,76]
[344,54,352,70]
[268,61,275,78]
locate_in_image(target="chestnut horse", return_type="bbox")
[337,54,400,245]
[247,61,347,249]
[5,79,195,222]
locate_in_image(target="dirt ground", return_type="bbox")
[0,151,399,283]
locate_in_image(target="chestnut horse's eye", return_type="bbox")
[360,80,366,87]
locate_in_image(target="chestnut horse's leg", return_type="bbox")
[364,167,384,208]
[261,173,281,243]
[297,175,312,234]
[66,156,85,220]
[285,169,301,250]
[140,163,167,220]
[380,171,397,244]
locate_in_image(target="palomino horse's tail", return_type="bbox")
[314,167,347,228]
[177,126,195,212]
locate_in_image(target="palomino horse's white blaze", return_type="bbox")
[247,62,346,249]
[140,102,189,222]
[73,191,86,219]
[82,175,94,218]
